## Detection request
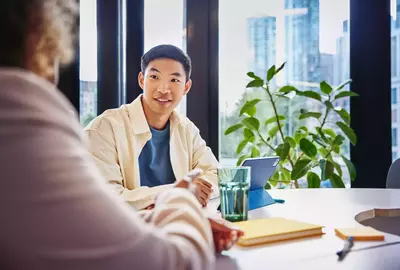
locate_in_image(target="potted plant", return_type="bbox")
[224,63,358,188]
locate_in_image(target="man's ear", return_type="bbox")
[138,72,145,90]
[184,79,192,95]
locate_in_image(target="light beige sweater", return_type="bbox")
[0,69,215,270]
[84,95,219,210]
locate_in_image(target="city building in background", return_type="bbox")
[247,16,277,80]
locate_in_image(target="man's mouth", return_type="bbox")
[154,98,172,104]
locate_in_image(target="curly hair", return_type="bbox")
[0,0,78,77]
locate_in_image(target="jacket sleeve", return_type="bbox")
[189,122,220,198]
[84,119,173,210]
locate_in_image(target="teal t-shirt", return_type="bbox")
[138,122,175,187]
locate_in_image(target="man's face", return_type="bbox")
[138,58,192,115]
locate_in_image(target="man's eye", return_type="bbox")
[171,78,180,82]
[150,75,158,79]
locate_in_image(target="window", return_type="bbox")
[144,0,187,116]
[392,109,397,123]
[392,128,397,147]
[219,0,350,185]
[392,37,398,77]
[393,151,398,161]
[79,0,98,126]
[392,88,397,104]
[392,2,400,161]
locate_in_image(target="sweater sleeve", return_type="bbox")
[0,70,215,270]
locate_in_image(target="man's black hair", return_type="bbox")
[141,44,192,81]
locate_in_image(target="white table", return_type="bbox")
[211,189,400,270]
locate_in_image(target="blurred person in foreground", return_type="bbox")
[0,1,242,269]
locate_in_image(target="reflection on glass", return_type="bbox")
[144,0,187,116]
[79,0,98,126]
[219,0,350,186]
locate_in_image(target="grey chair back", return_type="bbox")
[387,158,400,188]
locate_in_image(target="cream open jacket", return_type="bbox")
[0,69,215,269]
[84,95,219,210]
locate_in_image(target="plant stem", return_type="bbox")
[265,85,298,188]
[257,131,275,152]
[265,85,295,170]
[296,104,331,163]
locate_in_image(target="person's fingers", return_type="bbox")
[224,239,233,250]
[175,179,189,189]
[197,191,208,204]
[218,239,224,253]
[198,178,213,189]
[198,184,212,197]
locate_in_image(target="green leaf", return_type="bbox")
[243,128,255,142]
[251,146,261,158]
[247,106,257,117]
[332,145,340,154]
[291,159,312,180]
[246,79,264,88]
[307,172,321,188]
[247,72,261,80]
[335,108,351,125]
[300,138,318,158]
[279,85,297,93]
[320,81,333,95]
[334,91,359,100]
[335,79,352,91]
[332,135,345,146]
[319,159,334,181]
[265,115,286,125]
[267,65,276,81]
[336,122,357,145]
[236,140,248,154]
[294,129,308,144]
[299,126,309,133]
[242,117,260,131]
[318,147,329,157]
[265,182,272,189]
[285,136,297,148]
[268,125,280,138]
[322,128,337,139]
[237,154,250,166]
[281,168,291,182]
[316,128,329,144]
[275,62,286,75]
[332,161,343,177]
[276,142,291,161]
[296,90,322,101]
[325,100,334,110]
[330,173,346,188]
[225,123,244,135]
[342,155,356,181]
[275,93,291,99]
[240,99,261,116]
[299,112,322,120]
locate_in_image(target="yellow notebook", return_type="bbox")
[234,218,324,246]
[335,227,385,241]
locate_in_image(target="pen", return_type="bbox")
[337,236,354,259]
[273,199,285,203]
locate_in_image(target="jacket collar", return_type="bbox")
[127,94,181,135]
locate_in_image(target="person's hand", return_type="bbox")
[208,217,244,253]
[192,178,213,207]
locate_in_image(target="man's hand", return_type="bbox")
[193,178,213,207]
[208,217,244,253]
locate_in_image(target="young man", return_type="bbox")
[84,45,219,210]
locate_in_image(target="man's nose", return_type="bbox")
[157,81,171,93]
